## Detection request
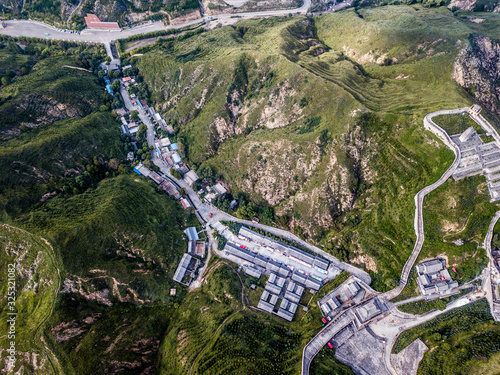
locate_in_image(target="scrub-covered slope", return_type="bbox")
[135,5,500,285]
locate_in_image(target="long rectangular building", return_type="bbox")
[238,226,329,272]
[224,242,255,263]
[173,253,192,284]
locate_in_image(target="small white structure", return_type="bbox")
[213,183,227,195]
[459,127,475,143]
[184,170,199,187]
[172,153,182,164]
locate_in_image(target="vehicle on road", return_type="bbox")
[209,213,214,218]
[327,343,333,349]
[240,245,246,250]
[44,33,49,36]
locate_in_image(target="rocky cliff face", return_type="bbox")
[453,35,500,115]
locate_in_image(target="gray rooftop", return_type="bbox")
[277,309,294,321]
[265,283,282,295]
[184,227,199,241]
[224,242,255,263]
[258,300,275,313]
[173,253,192,283]
[244,267,262,279]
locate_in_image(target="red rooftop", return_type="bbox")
[84,14,120,30]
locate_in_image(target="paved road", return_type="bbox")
[301,310,355,374]
[0,0,312,43]
[212,0,310,19]
[374,292,478,375]
[0,18,205,43]
[117,83,372,284]
[381,108,467,301]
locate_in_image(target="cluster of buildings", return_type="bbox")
[222,226,339,322]
[203,183,229,202]
[133,162,181,199]
[448,106,500,201]
[257,273,303,321]
[237,227,331,274]
[148,107,174,134]
[452,127,500,201]
[155,137,182,166]
[120,115,139,134]
[415,258,458,299]
[319,277,371,320]
[173,227,206,286]
[119,73,203,208]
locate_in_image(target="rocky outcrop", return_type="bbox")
[448,0,500,12]
[453,35,500,115]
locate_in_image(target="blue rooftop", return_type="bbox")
[105,84,113,94]
[171,143,179,150]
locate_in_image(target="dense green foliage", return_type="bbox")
[0,39,122,217]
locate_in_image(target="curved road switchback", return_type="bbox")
[302,108,469,375]
[382,108,468,301]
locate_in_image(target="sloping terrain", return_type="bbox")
[134,5,500,286]
[0,42,196,374]
[0,224,61,374]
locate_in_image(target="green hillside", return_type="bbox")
[0,40,198,374]
[0,224,61,374]
[156,260,328,375]
[0,39,124,217]
[20,175,194,301]
[133,5,500,287]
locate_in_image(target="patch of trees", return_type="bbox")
[128,80,151,104]
[51,156,129,196]
[296,116,321,134]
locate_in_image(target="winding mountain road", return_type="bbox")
[302,108,470,375]
[381,108,467,301]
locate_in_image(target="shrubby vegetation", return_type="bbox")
[393,300,500,374]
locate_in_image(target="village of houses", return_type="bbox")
[101,58,233,292]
